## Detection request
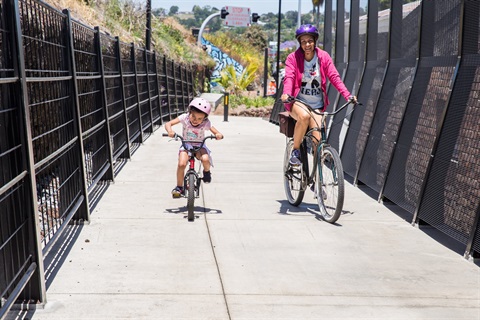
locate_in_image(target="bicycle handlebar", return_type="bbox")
[162,133,217,152]
[284,95,361,116]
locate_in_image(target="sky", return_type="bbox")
[151,0,317,15]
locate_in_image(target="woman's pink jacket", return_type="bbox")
[282,47,351,111]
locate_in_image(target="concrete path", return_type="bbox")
[14,115,480,319]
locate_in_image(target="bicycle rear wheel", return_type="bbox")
[316,146,344,223]
[187,174,195,221]
[284,139,306,206]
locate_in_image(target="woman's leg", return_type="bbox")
[290,102,311,150]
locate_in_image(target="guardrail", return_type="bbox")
[0,0,206,316]
[270,0,480,261]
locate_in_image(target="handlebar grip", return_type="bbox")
[162,133,169,137]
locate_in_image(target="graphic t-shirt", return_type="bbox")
[179,113,211,146]
[296,53,324,109]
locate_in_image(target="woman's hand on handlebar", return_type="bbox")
[349,95,358,105]
[281,94,294,103]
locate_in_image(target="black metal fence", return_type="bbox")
[271,0,480,260]
[0,0,205,316]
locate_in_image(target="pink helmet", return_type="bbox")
[189,97,211,116]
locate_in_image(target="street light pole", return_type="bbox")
[276,0,282,86]
[297,0,301,29]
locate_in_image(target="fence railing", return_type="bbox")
[271,0,480,261]
[0,0,205,316]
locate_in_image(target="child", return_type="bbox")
[164,97,224,198]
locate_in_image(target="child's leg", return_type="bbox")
[177,151,188,186]
[196,149,210,172]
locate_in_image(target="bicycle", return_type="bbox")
[282,96,357,223]
[163,133,216,222]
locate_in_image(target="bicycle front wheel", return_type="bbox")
[284,139,305,206]
[316,146,344,223]
[187,174,195,221]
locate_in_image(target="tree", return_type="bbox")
[312,0,324,27]
[213,64,258,95]
[242,25,268,50]
[168,5,179,16]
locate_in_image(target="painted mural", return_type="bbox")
[201,37,243,80]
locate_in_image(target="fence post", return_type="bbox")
[144,49,154,133]
[115,36,132,159]
[152,51,164,123]
[132,45,144,142]
[163,55,173,119]
[94,27,115,181]
[172,60,180,116]
[9,0,47,307]
[223,92,229,122]
[64,9,91,221]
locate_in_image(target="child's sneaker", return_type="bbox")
[171,186,184,198]
[203,171,212,183]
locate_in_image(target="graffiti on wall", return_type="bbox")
[201,37,243,80]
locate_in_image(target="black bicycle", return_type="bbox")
[163,133,216,221]
[283,96,357,223]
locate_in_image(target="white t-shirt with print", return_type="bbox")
[296,52,324,109]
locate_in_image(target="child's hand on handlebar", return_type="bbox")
[215,133,224,140]
[167,131,176,138]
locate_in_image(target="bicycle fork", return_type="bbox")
[184,157,201,197]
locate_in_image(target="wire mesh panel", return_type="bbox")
[166,59,179,117]
[340,0,390,171]
[157,54,170,120]
[327,0,367,152]
[146,51,160,126]
[136,47,152,135]
[358,3,418,192]
[174,63,186,114]
[20,0,85,248]
[418,1,480,250]
[120,42,141,144]
[378,1,422,211]
[180,67,189,109]
[382,0,461,214]
[100,33,128,161]
[325,0,349,115]
[72,22,109,190]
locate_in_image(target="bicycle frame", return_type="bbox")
[282,95,358,223]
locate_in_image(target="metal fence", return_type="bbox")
[270,0,480,260]
[0,0,205,316]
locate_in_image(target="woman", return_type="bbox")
[281,24,356,166]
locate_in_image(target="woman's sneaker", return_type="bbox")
[289,149,301,166]
[203,171,212,183]
[171,186,184,198]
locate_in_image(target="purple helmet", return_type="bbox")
[295,24,319,43]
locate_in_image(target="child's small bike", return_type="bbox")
[163,133,216,222]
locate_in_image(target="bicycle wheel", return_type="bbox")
[187,174,195,221]
[316,146,344,223]
[283,139,306,206]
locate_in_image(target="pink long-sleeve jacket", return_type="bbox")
[282,47,351,111]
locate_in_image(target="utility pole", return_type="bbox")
[146,0,151,50]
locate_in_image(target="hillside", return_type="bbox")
[45,0,213,67]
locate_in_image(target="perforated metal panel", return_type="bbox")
[418,1,480,249]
